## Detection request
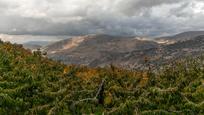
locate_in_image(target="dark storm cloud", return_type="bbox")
[0,0,204,37]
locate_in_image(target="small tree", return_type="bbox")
[33,48,42,59]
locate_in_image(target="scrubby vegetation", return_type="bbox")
[0,41,204,115]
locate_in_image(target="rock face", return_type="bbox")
[43,33,204,69]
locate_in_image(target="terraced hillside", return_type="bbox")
[0,40,204,114]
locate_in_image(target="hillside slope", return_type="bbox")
[44,34,204,69]
[44,34,160,68]
[0,40,204,114]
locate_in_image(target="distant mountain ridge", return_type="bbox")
[156,31,204,42]
[44,34,153,52]
[23,41,53,51]
[42,32,204,69]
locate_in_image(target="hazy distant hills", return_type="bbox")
[42,32,204,69]
[156,31,204,42]
[23,41,53,50]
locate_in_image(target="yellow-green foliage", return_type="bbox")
[0,41,204,114]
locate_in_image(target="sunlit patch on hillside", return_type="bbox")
[63,36,86,50]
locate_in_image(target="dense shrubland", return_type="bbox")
[0,41,204,115]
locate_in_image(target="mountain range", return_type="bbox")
[25,31,204,69]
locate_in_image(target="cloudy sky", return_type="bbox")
[0,0,204,38]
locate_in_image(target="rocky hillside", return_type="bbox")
[43,33,204,69]
[44,34,160,68]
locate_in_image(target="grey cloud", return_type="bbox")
[0,0,204,37]
[115,0,183,16]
